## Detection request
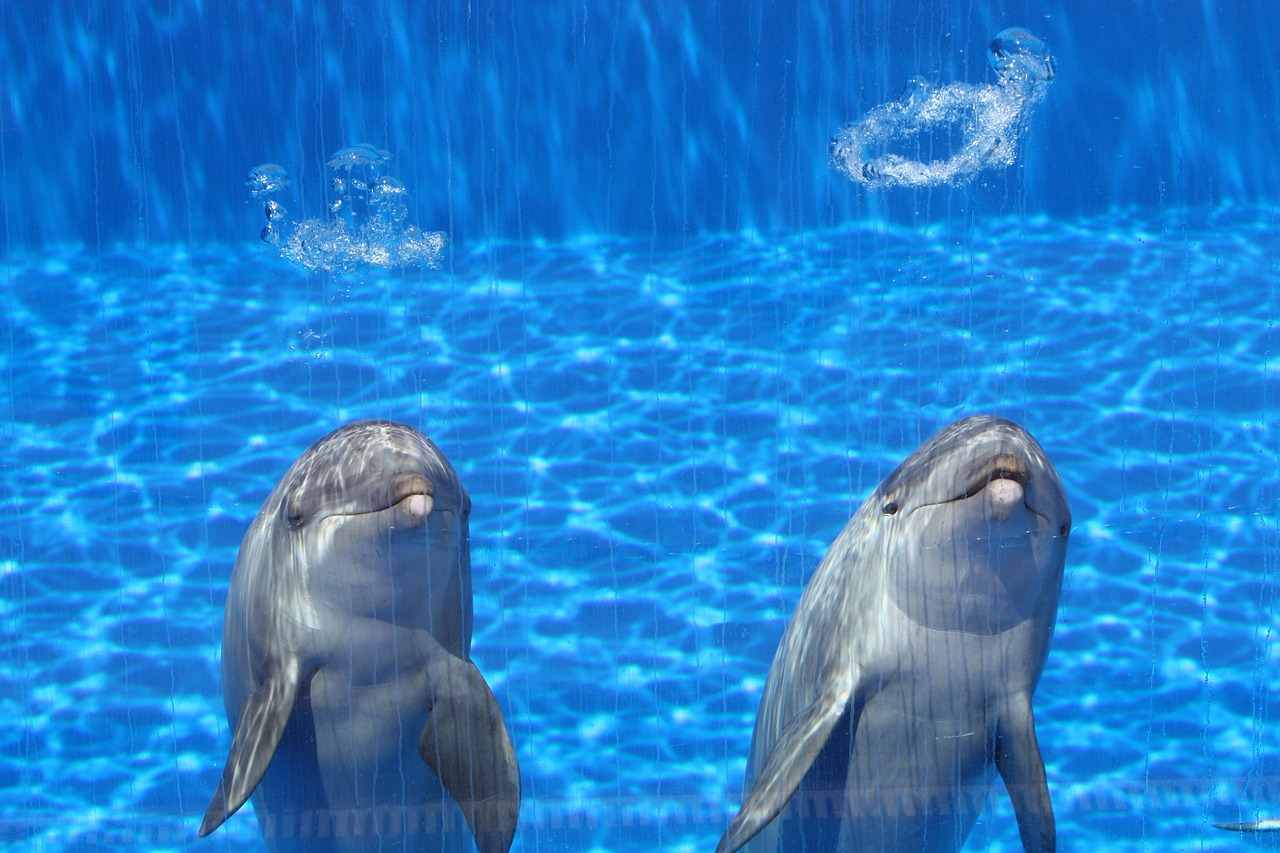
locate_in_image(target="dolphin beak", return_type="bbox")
[916,454,1030,518]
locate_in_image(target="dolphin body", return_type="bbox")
[199,420,520,853]
[718,415,1070,853]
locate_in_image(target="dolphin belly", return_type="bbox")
[836,684,999,853]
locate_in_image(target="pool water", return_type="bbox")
[4,205,1280,851]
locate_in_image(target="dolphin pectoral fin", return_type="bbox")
[1216,818,1280,831]
[199,661,300,837]
[418,656,521,853]
[717,680,853,853]
[994,695,1055,853]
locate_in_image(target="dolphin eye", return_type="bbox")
[1059,521,1070,537]
[285,499,306,528]
[883,501,899,516]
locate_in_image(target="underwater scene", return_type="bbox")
[4,3,1280,852]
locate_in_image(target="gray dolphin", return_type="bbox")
[199,419,520,853]
[718,415,1070,853]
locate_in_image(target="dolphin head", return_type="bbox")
[278,420,469,528]
[874,415,1070,636]
[257,419,472,640]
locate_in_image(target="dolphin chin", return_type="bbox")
[200,419,520,853]
[718,414,1070,853]
[984,477,1024,519]
[398,491,432,525]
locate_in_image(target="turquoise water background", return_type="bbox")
[4,2,1280,852]
[6,209,1280,850]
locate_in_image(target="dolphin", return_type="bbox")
[199,419,520,853]
[717,415,1070,853]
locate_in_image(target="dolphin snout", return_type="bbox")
[984,477,1024,521]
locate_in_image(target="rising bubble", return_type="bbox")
[260,198,288,246]
[244,163,290,198]
[246,144,445,272]
[326,142,392,171]
[988,28,1055,85]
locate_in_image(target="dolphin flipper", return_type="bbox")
[418,655,521,853]
[995,694,1055,853]
[199,659,300,837]
[1216,819,1280,832]
[717,678,854,853]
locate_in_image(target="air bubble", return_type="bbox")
[898,76,932,107]
[988,28,1055,85]
[371,176,407,197]
[260,200,287,245]
[326,143,392,171]
[244,163,290,198]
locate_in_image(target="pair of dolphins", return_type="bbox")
[198,413,1157,851]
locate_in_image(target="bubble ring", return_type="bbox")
[830,28,1053,190]
[830,81,1027,189]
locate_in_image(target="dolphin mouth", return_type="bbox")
[912,454,1043,518]
[327,474,434,519]
[954,456,1027,502]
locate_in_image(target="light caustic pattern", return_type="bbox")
[830,28,1055,189]
[245,143,446,273]
[5,206,1280,850]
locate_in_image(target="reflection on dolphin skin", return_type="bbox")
[719,415,1071,853]
[199,420,520,853]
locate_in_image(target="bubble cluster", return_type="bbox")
[245,143,446,273]
[830,28,1054,190]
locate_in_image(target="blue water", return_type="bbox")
[5,1,1280,851]
[5,3,1279,245]
[4,206,1280,850]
